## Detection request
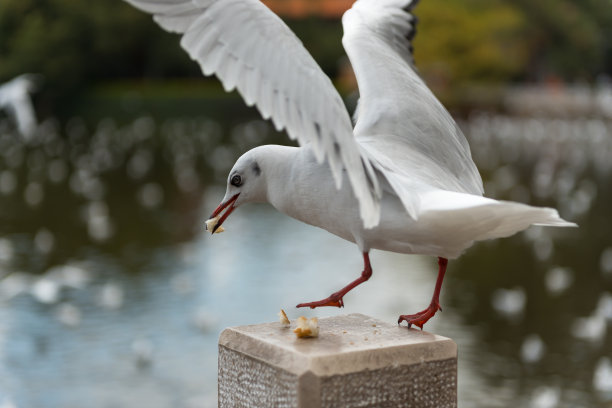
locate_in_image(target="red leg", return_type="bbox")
[398,257,448,329]
[297,252,372,309]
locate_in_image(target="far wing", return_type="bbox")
[342,0,483,217]
[124,0,381,227]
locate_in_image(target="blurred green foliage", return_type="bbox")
[0,0,610,116]
[0,0,200,115]
[416,0,612,84]
[510,0,612,79]
[416,0,528,84]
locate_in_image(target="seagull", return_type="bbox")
[125,0,576,328]
[0,74,39,139]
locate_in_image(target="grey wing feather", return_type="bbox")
[342,0,483,218]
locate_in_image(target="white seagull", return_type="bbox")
[125,0,576,328]
[0,74,39,139]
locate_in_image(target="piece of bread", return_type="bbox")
[278,309,290,327]
[205,216,225,234]
[294,316,319,338]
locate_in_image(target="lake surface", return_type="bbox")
[0,111,611,407]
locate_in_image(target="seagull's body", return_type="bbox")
[229,144,570,260]
[125,0,576,328]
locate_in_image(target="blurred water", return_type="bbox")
[0,111,611,407]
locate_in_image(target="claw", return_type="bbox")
[296,252,372,310]
[398,258,448,330]
[398,302,440,329]
[297,294,344,309]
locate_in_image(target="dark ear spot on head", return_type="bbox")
[252,161,261,176]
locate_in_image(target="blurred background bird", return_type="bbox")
[0,74,40,139]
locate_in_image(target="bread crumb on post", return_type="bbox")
[294,316,319,338]
[278,309,290,327]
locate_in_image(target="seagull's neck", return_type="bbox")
[256,146,359,243]
[257,145,300,208]
[260,145,330,216]
[263,146,344,228]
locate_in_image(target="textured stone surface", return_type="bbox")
[218,313,457,408]
[218,346,298,407]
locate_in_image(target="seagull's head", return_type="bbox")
[208,148,268,233]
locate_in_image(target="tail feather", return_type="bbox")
[418,190,577,250]
[531,207,577,227]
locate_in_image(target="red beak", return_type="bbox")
[209,193,240,233]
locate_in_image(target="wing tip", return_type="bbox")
[535,208,578,228]
[405,0,420,13]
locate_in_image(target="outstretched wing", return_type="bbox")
[123,0,382,228]
[342,0,483,218]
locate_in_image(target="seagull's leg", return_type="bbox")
[398,257,448,329]
[296,252,372,309]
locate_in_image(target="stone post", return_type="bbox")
[218,313,457,408]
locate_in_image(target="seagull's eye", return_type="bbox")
[230,175,242,187]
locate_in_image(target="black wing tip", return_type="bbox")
[404,0,420,13]
[406,25,417,42]
[403,1,419,61]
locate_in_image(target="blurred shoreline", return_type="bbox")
[43,79,612,127]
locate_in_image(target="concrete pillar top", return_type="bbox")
[219,313,456,377]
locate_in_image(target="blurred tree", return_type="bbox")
[0,0,200,116]
[509,0,612,80]
[0,0,347,117]
[0,0,610,118]
[414,0,528,88]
